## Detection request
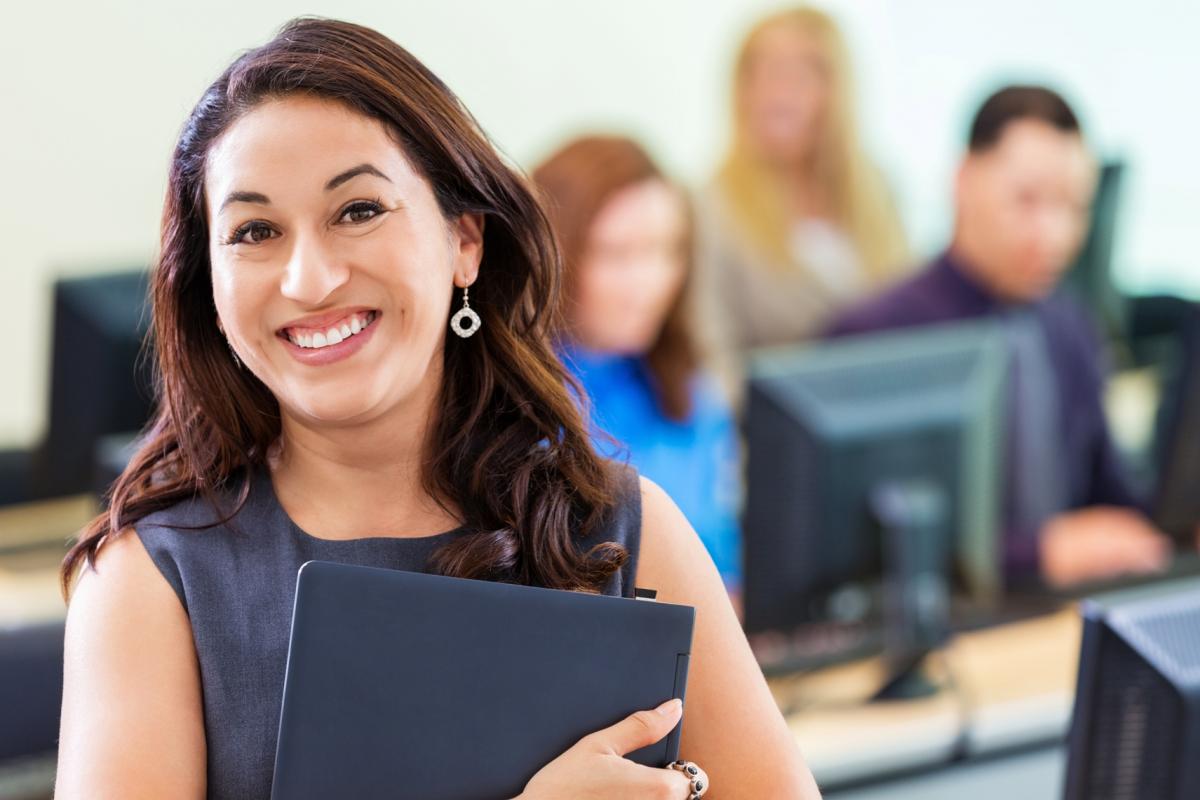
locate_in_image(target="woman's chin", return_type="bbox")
[289,395,383,428]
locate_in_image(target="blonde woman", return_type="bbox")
[697,6,909,355]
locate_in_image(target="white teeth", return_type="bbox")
[286,312,376,350]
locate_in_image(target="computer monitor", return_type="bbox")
[1064,577,1200,800]
[1064,160,1128,343]
[28,269,155,500]
[1152,301,1200,541]
[741,319,1007,649]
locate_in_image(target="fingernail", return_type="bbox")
[656,698,682,716]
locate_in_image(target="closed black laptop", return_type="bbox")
[270,560,695,800]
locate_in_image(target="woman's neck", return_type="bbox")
[267,371,462,540]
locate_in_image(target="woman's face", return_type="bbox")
[741,25,830,165]
[572,178,688,355]
[205,95,483,427]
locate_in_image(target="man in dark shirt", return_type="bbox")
[827,85,1171,588]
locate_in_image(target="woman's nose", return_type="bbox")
[280,232,350,305]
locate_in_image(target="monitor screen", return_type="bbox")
[29,270,154,499]
[1152,303,1200,542]
[741,319,1007,637]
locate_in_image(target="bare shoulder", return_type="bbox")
[56,528,206,799]
[69,526,169,602]
[636,476,709,565]
[63,527,191,666]
[634,473,734,623]
[634,475,736,616]
[637,474,670,512]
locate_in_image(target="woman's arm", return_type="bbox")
[55,529,206,799]
[635,477,822,799]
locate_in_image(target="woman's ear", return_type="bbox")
[451,212,485,287]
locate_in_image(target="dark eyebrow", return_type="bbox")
[217,164,391,214]
[219,190,270,213]
[325,163,391,191]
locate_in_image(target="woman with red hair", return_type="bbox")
[534,136,742,593]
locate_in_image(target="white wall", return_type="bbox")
[2,0,1196,446]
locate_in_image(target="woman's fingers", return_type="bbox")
[582,698,684,758]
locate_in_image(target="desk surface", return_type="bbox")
[826,744,1065,799]
[770,608,1081,790]
[0,494,92,626]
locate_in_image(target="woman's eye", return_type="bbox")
[229,221,276,245]
[339,201,383,224]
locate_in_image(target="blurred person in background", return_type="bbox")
[533,136,743,595]
[696,5,909,362]
[828,85,1174,589]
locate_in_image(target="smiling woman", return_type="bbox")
[52,16,819,800]
[204,95,485,417]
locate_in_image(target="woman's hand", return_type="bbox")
[517,699,700,800]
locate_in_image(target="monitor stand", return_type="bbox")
[870,481,952,701]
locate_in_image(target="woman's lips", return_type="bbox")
[278,310,381,366]
[281,310,379,348]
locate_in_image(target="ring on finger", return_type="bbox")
[668,760,708,798]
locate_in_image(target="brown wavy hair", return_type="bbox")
[532,136,699,421]
[61,17,625,596]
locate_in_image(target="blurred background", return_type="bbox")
[3,2,1200,798]
[1,0,1196,448]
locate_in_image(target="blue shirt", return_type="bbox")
[826,250,1142,578]
[559,344,743,587]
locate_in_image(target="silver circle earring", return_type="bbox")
[450,285,481,338]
